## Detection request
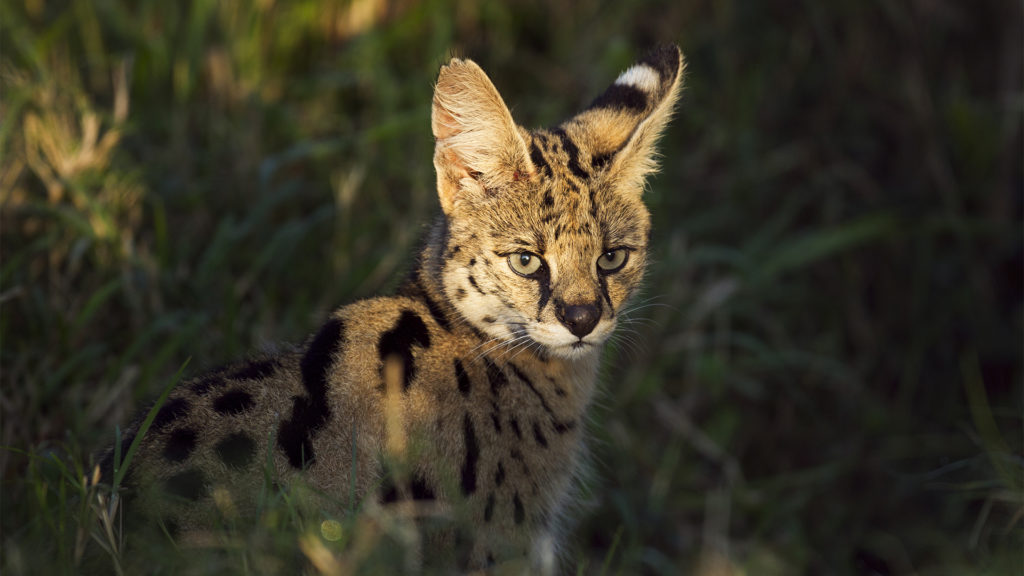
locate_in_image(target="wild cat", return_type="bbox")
[99,45,685,571]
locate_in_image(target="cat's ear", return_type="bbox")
[432,58,534,214]
[563,45,685,195]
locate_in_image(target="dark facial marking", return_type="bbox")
[454,359,471,397]
[455,288,467,299]
[229,359,277,381]
[468,275,485,295]
[536,271,552,321]
[482,316,495,324]
[460,414,480,495]
[213,389,256,415]
[513,492,525,525]
[152,397,191,432]
[162,428,198,462]
[591,153,612,171]
[468,257,476,267]
[552,128,588,180]
[215,432,256,470]
[164,469,208,501]
[278,317,344,468]
[543,191,554,207]
[532,422,548,448]
[598,274,614,310]
[377,310,431,391]
[530,141,551,176]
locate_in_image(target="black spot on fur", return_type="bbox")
[484,359,508,395]
[164,469,207,501]
[213,389,256,415]
[215,432,256,470]
[380,477,400,503]
[468,257,476,267]
[533,422,548,448]
[455,287,467,299]
[153,397,190,432]
[482,315,495,323]
[554,420,577,434]
[419,291,451,331]
[468,275,485,295]
[229,359,277,381]
[588,84,649,113]
[278,398,320,468]
[380,474,437,502]
[400,276,451,332]
[160,518,180,539]
[461,414,479,495]
[513,492,525,525]
[495,461,506,486]
[543,191,554,206]
[490,411,502,432]
[454,359,471,397]
[509,364,576,433]
[378,310,431,391]
[509,416,522,440]
[278,317,344,468]
[411,474,437,500]
[484,493,495,522]
[190,374,226,396]
[163,428,198,462]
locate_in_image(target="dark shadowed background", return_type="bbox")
[2,0,1021,574]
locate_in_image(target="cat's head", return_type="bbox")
[431,46,684,360]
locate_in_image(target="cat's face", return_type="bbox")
[441,134,651,360]
[432,46,684,360]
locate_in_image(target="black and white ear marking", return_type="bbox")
[563,44,685,192]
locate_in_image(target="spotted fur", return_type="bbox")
[98,45,685,571]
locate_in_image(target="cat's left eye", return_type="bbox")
[597,249,628,273]
[509,252,543,277]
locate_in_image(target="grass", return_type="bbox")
[2,0,1021,574]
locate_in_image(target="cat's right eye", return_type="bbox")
[508,252,543,277]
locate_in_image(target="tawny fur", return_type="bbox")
[100,45,685,571]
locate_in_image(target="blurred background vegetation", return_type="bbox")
[1,0,1021,574]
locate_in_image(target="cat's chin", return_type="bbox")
[547,341,600,361]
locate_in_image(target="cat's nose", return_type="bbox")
[556,302,600,338]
